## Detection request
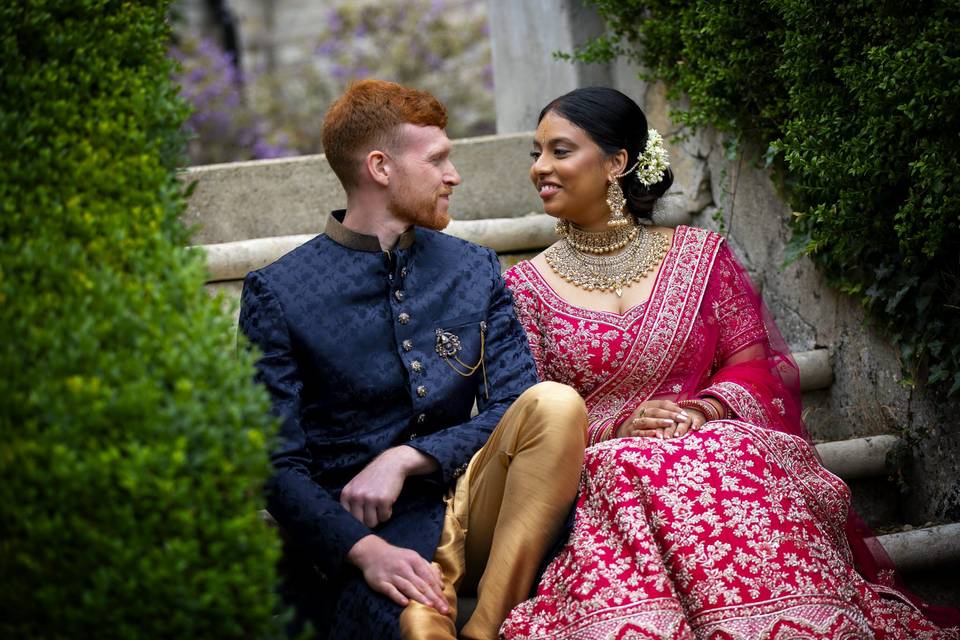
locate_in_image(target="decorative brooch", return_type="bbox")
[435,321,489,399]
[435,329,463,358]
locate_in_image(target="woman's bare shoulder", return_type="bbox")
[529,247,554,271]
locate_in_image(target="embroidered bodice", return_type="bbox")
[504,226,801,445]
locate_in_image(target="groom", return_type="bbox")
[239,79,586,639]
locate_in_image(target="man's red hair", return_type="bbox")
[322,79,447,189]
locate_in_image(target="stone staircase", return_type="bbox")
[183,132,959,610]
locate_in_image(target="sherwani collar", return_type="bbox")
[325,209,416,252]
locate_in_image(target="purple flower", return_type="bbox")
[330,64,348,81]
[315,41,338,57]
[428,0,446,20]
[325,8,344,32]
[169,0,496,162]
[482,63,495,90]
[252,138,293,160]
[186,65,207,84]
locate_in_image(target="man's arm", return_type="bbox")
[239,271,371,575]
[240,271,448,612]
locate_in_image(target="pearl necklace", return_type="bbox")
[555,220,638,254]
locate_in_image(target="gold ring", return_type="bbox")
[639,408,646,418]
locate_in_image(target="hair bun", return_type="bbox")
[625,167,673,220]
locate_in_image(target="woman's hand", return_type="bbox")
[615,400,707,439]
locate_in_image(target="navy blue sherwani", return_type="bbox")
[238,210,538,639]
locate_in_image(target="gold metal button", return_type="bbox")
[402,339,413,352]
[411,360,423,373]
[417,413,426,424]
[395,290,405,302]
[416,385,427,397]
[398,312,410,324]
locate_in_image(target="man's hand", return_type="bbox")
[340,445,438,528]
[347,535,449,614]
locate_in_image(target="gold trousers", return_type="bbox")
[400,381,587,640]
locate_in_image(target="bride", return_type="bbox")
[499,87,957,639]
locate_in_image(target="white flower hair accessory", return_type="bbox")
[619,129,670,187]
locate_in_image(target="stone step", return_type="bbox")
[878,523,960,572]
[814,434,900,481]
[818,436,903,529]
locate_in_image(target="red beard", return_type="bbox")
[387,182,452,231]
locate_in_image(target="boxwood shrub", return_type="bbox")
[574,0,960,395]
[0,2,282,637]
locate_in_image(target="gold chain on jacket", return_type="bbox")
[435,321,489,399]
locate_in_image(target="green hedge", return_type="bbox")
[0,2,282,637]
[575,0,960,395]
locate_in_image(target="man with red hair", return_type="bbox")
[239,80,586,639]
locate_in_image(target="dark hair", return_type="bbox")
[539,87,673,222]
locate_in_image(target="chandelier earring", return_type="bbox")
[604,129,671,228]
[605,176,630,228]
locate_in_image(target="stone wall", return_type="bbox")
[486,0,610,132]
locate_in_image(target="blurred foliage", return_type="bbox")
[0,1,283,636]
[573,0,960,395]
[172,0,495,165]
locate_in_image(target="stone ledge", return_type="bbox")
[815,434,900,481]
[878,523,960,572]
[197,214,558,283]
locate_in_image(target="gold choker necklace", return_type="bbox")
[556,221,638,254]
[545,224,670,297]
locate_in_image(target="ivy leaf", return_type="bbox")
[886,278,919,314]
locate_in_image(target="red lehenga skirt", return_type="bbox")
[500,421,956,640]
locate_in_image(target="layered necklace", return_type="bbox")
[546,221,670,297]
